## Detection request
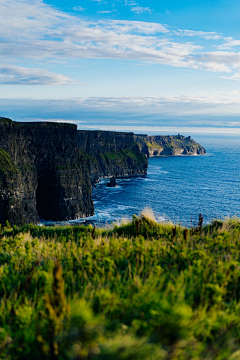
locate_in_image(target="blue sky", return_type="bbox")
[1,0,240,133]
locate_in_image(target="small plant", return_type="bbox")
[43,262,70,357]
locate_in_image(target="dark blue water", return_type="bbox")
[43,134,240,227]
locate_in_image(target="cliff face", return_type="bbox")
[77,130,148,184]
[0,119,148,225]
[0,118,93,225]
[135,134,206,157]
[1,117,206,226]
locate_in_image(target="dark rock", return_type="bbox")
[0,118,93,225]
[77,130,148,185]
[0,118,148,225]
[107,177,117,187]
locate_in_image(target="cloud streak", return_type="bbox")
[0,65,80,85]
[131,6,152,14]
[2,92,240,124]
[1,0,240,84]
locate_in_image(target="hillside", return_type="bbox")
[135,134,206,157]
[1,212,240,359]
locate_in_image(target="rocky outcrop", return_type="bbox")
[0,119,148,225]
[0,118,93,225]
[106,177,117,188]
[135,134,206,157]
[77,130,148,185]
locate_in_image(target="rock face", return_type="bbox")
[135,134,206,157]
[77,130,148,185]
[0,117,206,226]
[0,118,93,225]
[0,119,147,225]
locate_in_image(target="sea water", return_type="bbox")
[44,133,240,227]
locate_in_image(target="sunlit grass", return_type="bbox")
[1,213,240,359]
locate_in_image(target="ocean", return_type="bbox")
[44,133,240,227]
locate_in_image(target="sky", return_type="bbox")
[1,0,240,134]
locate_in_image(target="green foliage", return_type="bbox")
[146,142,162,149]
[79,150,98,164]
[1,214,240,359]
[102,148,145,164]
[0,148,18,173]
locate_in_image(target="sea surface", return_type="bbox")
[43,133,240,227]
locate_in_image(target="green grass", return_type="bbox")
[79,150,98,164]
[146,142,162,149]
[1,212,240,359]
[101,149,145,164]
[0,148,19,173]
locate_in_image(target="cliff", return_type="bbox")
[77,130,148,185]
[0,118,147,225]
[0,118,93,225]
[135,134,206,157]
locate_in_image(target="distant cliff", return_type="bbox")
[77,130,148,185]
[0,118,147,225]
[135,134,206,157]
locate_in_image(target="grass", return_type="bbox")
[146,142,162,149]
[0,148,19,173]
[101,148,145,164]
[1,212,240,359]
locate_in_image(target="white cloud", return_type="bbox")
[0,65,80,85]
[193,51,240,72]
[222,72,240,81]
[79,125,240,134]
[2,92,240,130]
[218,38,240,49]
[98,10,113,14]
[1,0,240,82]
[131,6,152,14]
[174,29,221,40]
[73,6,85,11]
[125,1,137,5]
[74,92,240,108]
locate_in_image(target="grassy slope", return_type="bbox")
[0,148,18,173]
[1,213,240,359]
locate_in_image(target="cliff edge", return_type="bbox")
[135,134,206,157]
[0,118,94,225]
[0,118,147,225]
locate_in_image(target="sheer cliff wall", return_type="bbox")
[77,130,148,185]
[135,134,206,157]
[0,118,93,225]
[0,119,148,225]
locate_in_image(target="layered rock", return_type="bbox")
[135,134,206,157]
[77,130,148,185]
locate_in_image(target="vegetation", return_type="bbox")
[103,148,145,164]
[146,141,162,149]
[1,211,240,359]
[79,150,98,164]
[0,148,19,173]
